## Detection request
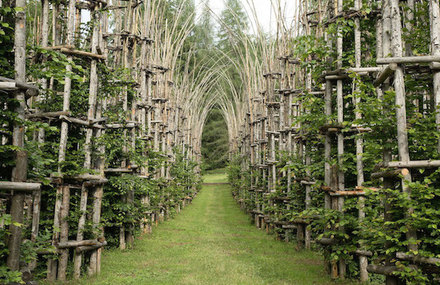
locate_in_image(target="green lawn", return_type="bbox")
[203,168,228,183]
[77,173,348,285]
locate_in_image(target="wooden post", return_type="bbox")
[48,0,76,279]
[57,185,70,281]
[88,1,108,275]
[380,3,401,284]
[324,79,332,206]
[30,189,41,244]
[390,0,416,252]
[83,5,100,170]
[88,183,104,275]
[73,185,88,279]
[139,0,151,233]
[430,0,440,153]
[304,153,312,249]
[7,0,28,271]
[353,0,368,280]
[37,0,50,143]
[404,0,414,56]
[73,2,102,278]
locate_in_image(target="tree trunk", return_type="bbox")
[7,0,27,271]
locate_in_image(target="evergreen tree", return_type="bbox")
[192,0,217,74]
[216,0,249,105]
[201,108,229,170]
[194,1,214,50]
[197,0,251,171]
[164,0,197,72]
[217,0,248,51]
[176,0,250,171]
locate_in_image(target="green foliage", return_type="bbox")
[79,182,336,285]
[102,174,157,242]
[102,147,201,248]
[0,214,24,284]
[193,1,214,51]
[0,4,15,78]
[201,108,229,170]
[0,0,204,281]
[0,266,23,284]
[227,154,252,212]
[227,155,242,190]
[217,0,248,51]
[228,1,440,283]
[0,212,54,284]
[360,176,440,283]
[163,0,197,72]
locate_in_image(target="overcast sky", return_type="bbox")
[82,0,297,35]
[195,0,297,34]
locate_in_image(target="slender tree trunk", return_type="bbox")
[48,0,76,279]
[390,0,416,252]
[430,0,440,153]
[73,185,88,279]
[7,0,27,271]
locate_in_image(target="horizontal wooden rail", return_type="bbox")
[0,181,41,192]
[377,55,440,64]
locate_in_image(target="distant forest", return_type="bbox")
[201,108,228,170]
[196,0,249,170]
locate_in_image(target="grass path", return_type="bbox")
[79,173,341,284]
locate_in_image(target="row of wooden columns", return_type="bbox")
[1,0,201,282]
[233,0,440,283]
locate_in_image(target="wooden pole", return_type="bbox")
[324,79,332,207]
[353,0,368,280]
[139,0,151,233]
[7,0,28,270]
[48,0,76,279]
[73,185,88,279]
[404,0,414,57]
[74,3,102,278]
[88,183,104,274]
[89,66,106,275]
[57,185,70,281]
[84,5,100,171]
[381,3,401,284]
[390,0,416,252]
[90,6,108,272]
[430,0,440,153]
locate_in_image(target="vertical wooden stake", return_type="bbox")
[57,185,70,281]
[430,0,440,153]
[390,0,416,252]
[73,185,88,279]
[7,0,27,272]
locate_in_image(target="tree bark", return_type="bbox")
[55,186,70,281]
[7,0,28,271]
[430,0,440,153]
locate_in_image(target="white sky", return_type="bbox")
[82,0,298,35]
[195,0,297,35]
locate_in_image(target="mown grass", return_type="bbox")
[203,168,228,183]
[77,173,351,285]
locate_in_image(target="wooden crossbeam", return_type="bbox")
[0,182,41,192]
